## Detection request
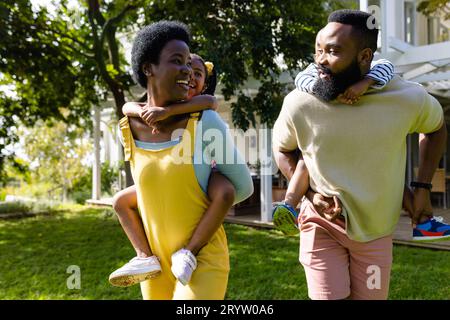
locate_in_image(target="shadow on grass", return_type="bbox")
[0,208,448,300]
[0,208,141,299]
[225,224,309,300]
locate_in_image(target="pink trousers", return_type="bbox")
[299,200,393,300]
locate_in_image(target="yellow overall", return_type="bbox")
[119,113,230,300]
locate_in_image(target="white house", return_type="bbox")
[91,0,450,215]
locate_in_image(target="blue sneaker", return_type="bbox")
[412,216,450,242]
[272,202,299,236]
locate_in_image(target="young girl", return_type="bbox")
[109,53,245,287]
[273,59,395,235]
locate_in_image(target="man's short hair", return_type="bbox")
[328,9,379,53]
[131,20,191,88]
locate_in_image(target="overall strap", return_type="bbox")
[118,116,132,161]
[186,112,202,154]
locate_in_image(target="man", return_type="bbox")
[272,9,447,300]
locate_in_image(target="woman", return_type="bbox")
[119,21,253,299]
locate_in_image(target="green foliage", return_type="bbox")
[417,0,450,19]
[100,162,120,196]
[17,120,93,202]
[3,118,118,204]
[0,0,99,183]
[0,200,60,215]
[1,181,55,200]
[0,157,31,189]
[146,0,335,130]
[70,161,119,204]
[0,201,31,215]
[1,0,357,182]
[68,166,91,204]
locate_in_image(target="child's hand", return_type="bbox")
[140,106,169,128]
[337,77,374,105]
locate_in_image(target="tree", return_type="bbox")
[1,0,349,184]
[0,0,99,183]
[20,120,93,202]
[145,0,347,129]
[417,0,450,20]
[0,0,140,184]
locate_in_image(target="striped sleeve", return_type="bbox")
[294,63,318,93]
[366,59,395,89]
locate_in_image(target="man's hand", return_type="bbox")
[310,193,343,222]
[411,188,433,227]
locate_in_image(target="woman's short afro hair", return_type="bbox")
[131,20,191,88]
[328,9,379,53]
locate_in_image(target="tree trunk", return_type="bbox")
[110,84,134,187]
[124,161,134,187]
[88,0,135,189]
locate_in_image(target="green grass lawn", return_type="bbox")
[0,206,448,300]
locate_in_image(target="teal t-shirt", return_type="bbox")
[127,110,254,205]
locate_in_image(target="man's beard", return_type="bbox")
[312,59,363,102]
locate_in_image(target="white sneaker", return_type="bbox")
[171,248,197,286]
[109,256,161,287]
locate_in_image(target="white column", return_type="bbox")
[259,123,273,223]
[92,106,101,200]
[381,0,388,54]
[116,124,125,190]
[359,0,368,12]
[380,0,404,53]
[103,122,110,164]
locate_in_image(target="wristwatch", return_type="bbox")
[410,181,432,190]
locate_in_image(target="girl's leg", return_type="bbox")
[112,185,152,258]
[110,186,161,287]
[284,159,309,208]
[185,171,235,255]
[273,159,309,236]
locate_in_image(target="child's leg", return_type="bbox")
[110,186,161,287]
[273,159,309,236]
[112,185,152,258]
[185,172,235,255]
[284,159,309,208]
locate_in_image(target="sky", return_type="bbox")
[31,0,78,13]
